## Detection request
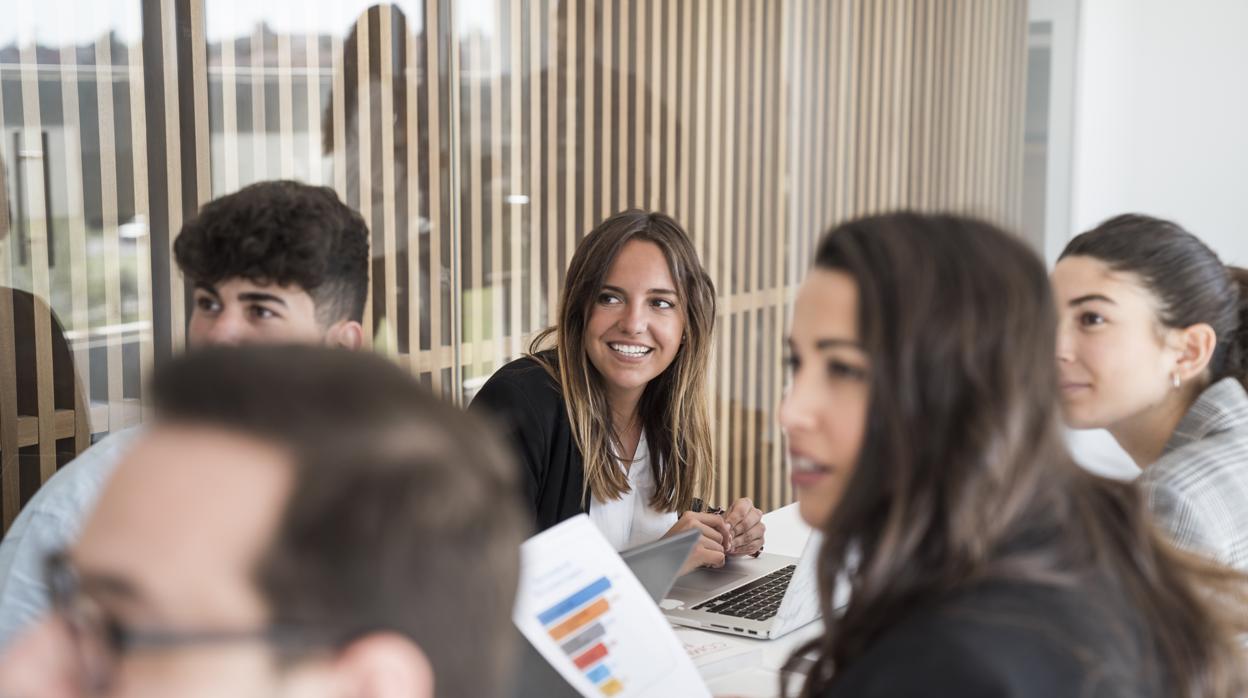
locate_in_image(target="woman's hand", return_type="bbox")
[664,511,732,575]
[724,498,765,556]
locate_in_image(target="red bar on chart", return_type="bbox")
[573,642,609,669]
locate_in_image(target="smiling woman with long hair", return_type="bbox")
[472,210,765,573]
[782,212,1248,698]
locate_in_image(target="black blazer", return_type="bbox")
[816,578,1163,698]
[470,353,590,531]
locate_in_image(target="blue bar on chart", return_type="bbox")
[538,577,612,625]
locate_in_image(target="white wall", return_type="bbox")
[1071,0,1248,264]
[1063,0,1248,477]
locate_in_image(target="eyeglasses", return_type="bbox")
[43,551,332,694]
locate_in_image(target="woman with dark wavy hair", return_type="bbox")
[1053,214,1248,572]
[781,212,1248,697]
[473,210,765,574]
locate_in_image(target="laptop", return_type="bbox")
[661,531,822,640]
[512,529,700,698]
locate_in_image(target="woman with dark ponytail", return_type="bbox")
[1052,214,1248,572]
[783,212,1248,698]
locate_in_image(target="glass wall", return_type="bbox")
[1,0,1027,527]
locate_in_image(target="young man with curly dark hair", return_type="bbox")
[0,181,370,646]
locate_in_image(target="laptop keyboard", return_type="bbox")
[690,565,796,621]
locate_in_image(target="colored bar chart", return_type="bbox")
[539,577,624,695]
[514,515,710,698]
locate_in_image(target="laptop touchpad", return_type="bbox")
[674,568,753,592]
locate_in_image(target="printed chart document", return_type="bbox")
[514,515,711,698]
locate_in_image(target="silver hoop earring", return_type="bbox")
[1172,372,1182,389]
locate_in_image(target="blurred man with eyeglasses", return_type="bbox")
[0,345,527,698]
[0,180,370,646]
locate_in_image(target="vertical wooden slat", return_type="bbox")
[278,31,295,179]
[892,1,910,207]
[663,0,676,213]
[0,99,18,524]
[355,13,375,345]
[509,0,523,358]
[250,26,269,182]
[0,136,17,524]
[996,0,1008,222]
[706,0,723,294]
[877,0,893,209]
[954,3,971,208]
[564,0,578,282]
[800,0,817,258]
[582,0,596,235]
[489,0,505,371]
[867,0,884,213]
[677,0,692,225]
[744,0,764,501]
[330,34,348,198]
[841,0,859,227]
[448,0,466,402]
[966,0,983,213]
[220,27,241,192]
[379,5,399,355]
[465,30,484,375]
[705,0,723,504]
[691,0,709,257]
[600,0,613,219]
[1012,1,1028,228]
[617,0,630,210]
[918,0,935,209]
[827,0,844,226]
[789,0,805,266]
[96,34,125,437]
[425,0,445,395]
[648,0,662,211]
[761,0,780,509]
[190,0,211,210]
[160,0,186,357]
[545,0,560,332]
[785,0,800,286]
[935,0,951,207]
[126,5,155,419]
[629,0,642,208]
[773,0,791,506]
[406,1,422,367]
[58,11,95,448]
[306,30,325,186]
[528,0,543,337]
[715,0,737,507]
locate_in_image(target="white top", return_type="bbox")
[589,434,679,550]
[0,425,143,648]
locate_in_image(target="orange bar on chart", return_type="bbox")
[600,678,624,696]
[549,598,610,641]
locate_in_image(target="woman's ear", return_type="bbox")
[1174,322,1219,384]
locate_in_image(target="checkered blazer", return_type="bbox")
[1139,377,1248,571]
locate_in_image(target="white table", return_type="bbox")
[685,503,825,698]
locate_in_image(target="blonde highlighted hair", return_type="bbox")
[531,210,716,512]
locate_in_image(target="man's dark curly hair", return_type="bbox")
[174,180,369,324]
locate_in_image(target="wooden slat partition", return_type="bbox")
[17,41,57,484]
[0,96,19,528]
[1,0,1028,529]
